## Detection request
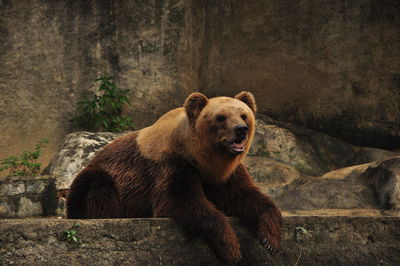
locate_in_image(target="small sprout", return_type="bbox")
[63,223,81,243]
[295,226,309,235]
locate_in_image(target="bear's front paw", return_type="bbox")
[258,210,282,252]
[214,239,242,264]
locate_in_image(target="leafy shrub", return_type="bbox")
[71,74,134,132]
[0,138,49,176]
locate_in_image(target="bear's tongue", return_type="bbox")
[232,142,244,152]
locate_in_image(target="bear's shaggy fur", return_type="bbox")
[66,91,282,263]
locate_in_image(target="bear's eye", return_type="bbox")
[216,115,226,122]
[241,114,247,121]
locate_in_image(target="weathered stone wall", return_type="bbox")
[199,0,400,148]
[0,0,399,176]
[115,0,204,126]
[0,175,57,218]
[0,0,202,175]
[0,0,120,174]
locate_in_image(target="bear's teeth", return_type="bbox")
[232,143,244,151]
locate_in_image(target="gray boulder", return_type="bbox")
[43,132,122,190]
[249,117,356,175]
[244,156,302,187]
[268,157,400,211]
[268,163,377,210]
[249,116,398,176]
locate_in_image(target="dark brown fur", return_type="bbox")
[66,92,282,263]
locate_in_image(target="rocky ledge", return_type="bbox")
[1,215,399,265]
[40,115,400,217]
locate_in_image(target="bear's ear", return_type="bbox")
[184,92,208,122]
[235,91,257,113]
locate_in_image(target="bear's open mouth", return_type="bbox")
[223,139,245,155]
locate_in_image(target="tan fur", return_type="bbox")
[137,108,188,161]
[137,94,256,183]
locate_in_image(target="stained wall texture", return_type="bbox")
[0,0,399,174]
[0,0,200,173]
[199,0,400,148]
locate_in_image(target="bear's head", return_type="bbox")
[184,91,257,158]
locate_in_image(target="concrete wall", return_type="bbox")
[1,216,399,265]
[0,0,399,175]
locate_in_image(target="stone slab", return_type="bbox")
[0,216,399,265]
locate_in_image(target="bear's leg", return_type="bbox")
[208,164,283,252]
[66,166,121,219]
[152,173,241,263]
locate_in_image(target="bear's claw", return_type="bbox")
[262,237,275,252]
[228,256,242,265]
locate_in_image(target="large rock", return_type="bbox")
[1,216,399,265]
[244,156,302,187]
[43,132,122,190]
[267,157,400,211]
[249,117,398,176]
[249,118,355,175]
[363,157,400,210]
[269,164,377,210]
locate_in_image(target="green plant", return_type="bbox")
[0,138,49,176]
[64,222,80,243]
[71,74,134,132]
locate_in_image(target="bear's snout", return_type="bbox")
[234,124,248,141]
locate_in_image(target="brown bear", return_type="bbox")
[66,91,282,263]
